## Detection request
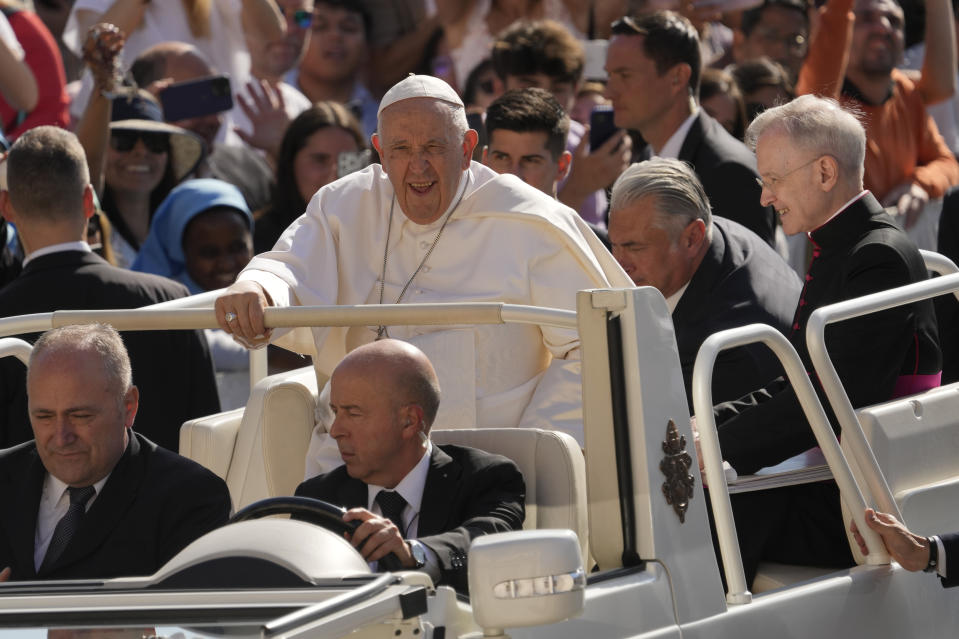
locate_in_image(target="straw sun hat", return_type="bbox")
[109,91,205,182]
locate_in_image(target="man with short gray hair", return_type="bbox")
[706,95,941,587]
[0,324,231,581]
[216,74,632,477]
[608,158,799,409]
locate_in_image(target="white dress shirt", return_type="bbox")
[654,109,700,159]
[365,441,439,579]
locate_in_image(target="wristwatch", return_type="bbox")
[924,536,939,573]
[407,540,427,569]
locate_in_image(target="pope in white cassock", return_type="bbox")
[215,75,632,478]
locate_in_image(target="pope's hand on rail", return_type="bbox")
[0,567,9,582]
[215,280,274,348]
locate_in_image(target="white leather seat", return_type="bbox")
[180,369,590,560]
[431,428,589,562]
[181,366,319,510]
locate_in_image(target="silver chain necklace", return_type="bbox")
[376,175,470,339]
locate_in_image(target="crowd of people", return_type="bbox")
[0,0,957,594]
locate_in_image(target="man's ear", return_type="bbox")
[670,63,692,95]
[817,155,840,192]
[82,184,96,220]
[0,190,13,224]
[399,404,426,439]
[681,218,707,252]
[462,129,479,168]
[123,385,139,429]
[371,133,382,156]
[481,145,489,164]
[556,150,573,183]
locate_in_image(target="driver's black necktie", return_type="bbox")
[40,485,95,573]
[375,489,407,534]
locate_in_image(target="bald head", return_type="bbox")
[329,339,441,486]
[131,41,216,87]
[336,339,441,431]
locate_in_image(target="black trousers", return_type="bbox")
[705,480,855,589]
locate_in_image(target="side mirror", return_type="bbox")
[468,529,585,634]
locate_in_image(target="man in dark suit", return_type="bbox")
[0,125,220,451]
[605,11,777,246]
[852,508,958,588]
[0,324,231,581]
[608,158,800,410]
[295,339,526,594]
[700,95,941,586]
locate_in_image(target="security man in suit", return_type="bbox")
[604,11,777,246]
[295,339,526,593]
[608,158,800,410]
[0,324,231,581]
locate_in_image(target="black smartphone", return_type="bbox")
[465,111,486,161]
[589,105,618,151]
[159,74,234,122]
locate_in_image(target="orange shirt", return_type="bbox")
[797,0,959,200]
[849,70,959,200]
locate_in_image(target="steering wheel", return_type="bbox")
[230,496,404,572]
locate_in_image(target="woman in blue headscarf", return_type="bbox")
[134,178,254,408]
[134,178,252,294]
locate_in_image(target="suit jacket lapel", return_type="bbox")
[677,112,704,164]
[337,474,368,510]
[3,447,46,577]
[672,229,722,323]
[50,432,143,573]
[418,446,461,536]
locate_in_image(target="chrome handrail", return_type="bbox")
[692,324,888,605]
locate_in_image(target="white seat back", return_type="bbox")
[181,366,320,510]
[842,381,959,563]
[431,428,589,561]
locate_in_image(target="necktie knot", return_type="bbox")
[375,489,407,533]
[68,486,95,508]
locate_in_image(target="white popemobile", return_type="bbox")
[0,253,957,638]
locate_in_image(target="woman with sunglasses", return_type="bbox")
[77,26,204,268]
[101,92,205,268]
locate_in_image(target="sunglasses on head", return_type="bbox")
[281,6,312,28]
[110,130,170,154]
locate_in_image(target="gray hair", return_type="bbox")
[7,126,90,222]
[610,158,713,241]
[745,95,865,186]
[29,324,133,406]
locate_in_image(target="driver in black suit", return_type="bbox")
[294,339,526,594]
